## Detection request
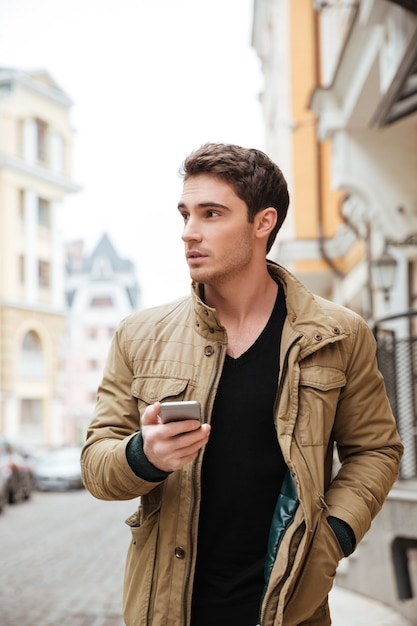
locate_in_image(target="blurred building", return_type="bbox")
[253,0,417,320]
[252,1,417,622]
[252,0,354,307]
[62,233,141,444]
[0,68,80,449]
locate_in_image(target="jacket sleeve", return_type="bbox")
[325,314,403,546]
[81,320,165,500]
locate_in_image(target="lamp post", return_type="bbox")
[371,249,397,302]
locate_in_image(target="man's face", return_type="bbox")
[178,174,256,286]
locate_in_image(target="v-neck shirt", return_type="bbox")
[191,284,287,626]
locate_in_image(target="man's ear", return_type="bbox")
[255,207,277,240]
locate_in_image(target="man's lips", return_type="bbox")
[186,251,207,263]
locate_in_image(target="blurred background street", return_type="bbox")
[0,489,412,626]
[0,489,132,625]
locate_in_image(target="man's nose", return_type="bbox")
[182,217,201,242]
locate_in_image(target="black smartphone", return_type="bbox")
[159,400,201,424]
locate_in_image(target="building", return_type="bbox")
[252,1,417,622]
[0,68,80,449]
[62,233,141,444]
[252,0,355,308]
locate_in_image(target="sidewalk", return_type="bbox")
[329,586,414,625]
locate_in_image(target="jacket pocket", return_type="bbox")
[131,376,190,422]
[123,504,160,625]
[283,511,343,625]
[297,366,346,446]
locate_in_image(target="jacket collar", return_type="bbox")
[190,261,348,352]
[190,282,226,342]
[266,261,348,357]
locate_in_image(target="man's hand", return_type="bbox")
[141,402,211,472]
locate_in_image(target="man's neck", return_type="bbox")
[203,270,279,358]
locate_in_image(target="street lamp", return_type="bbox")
[371,249,397,301]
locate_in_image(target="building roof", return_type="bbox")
[0,67,73,107]
[65,233,140,310]
[83,233,134,275]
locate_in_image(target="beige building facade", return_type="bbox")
[252,2,417,621]
[252,0,352,306]
[0,68,79,450]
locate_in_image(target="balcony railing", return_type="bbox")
[374,311,417,480]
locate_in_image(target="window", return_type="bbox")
[19,189,25,220]
[90,296,113,308]
[38,260,51,288]
[87,328,97,340]
[50,132,64,173]
[20,398,43,443]
[20,331,45,378]
[92,257,112,279]
[38,197,51,228]
[21,399,42,426]
[18,255,25,283]
[35,118,48,163]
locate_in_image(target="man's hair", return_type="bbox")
[179,142,289,253]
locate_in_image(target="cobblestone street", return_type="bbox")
[0,489,136,626]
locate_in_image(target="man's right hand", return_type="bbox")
[141,402,211,472]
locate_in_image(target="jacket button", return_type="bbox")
[175,546,185,559]
[204,346,214,356]
[314,333,323,341]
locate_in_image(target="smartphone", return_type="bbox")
[159,400,201,424]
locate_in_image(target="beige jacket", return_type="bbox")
[81,263,403,626]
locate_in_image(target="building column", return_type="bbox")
[4,393,19,439]
[51,200,64,309]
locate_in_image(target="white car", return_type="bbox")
[34,447,84,491]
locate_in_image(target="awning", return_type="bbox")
[386,0,417,15]
[372,31,417,125]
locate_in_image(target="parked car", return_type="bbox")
[0,437,36,504]
[0,463,11,513]
[34,446,84,491]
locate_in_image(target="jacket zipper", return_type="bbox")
[260,335,301,625]
[182,343,225,626]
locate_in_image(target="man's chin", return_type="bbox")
[189,268,210,284]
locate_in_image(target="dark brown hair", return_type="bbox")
[179,143,289,253]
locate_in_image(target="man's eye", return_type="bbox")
[181,212,189,221]
[207,210,220,218]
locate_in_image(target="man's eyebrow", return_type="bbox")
[177,201,230,211]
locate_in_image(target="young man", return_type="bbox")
[81,143,403,626]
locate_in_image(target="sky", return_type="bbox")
[0,0,266,308]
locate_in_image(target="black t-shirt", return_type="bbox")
[191,286,287,626]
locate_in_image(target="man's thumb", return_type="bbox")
[141,401,161,425]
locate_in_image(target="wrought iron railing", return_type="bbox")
[373,311,417,479]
